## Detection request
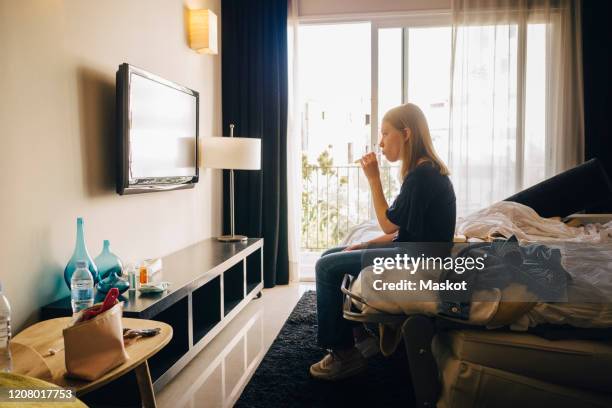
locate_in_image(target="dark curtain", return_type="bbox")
[221,0,289,287]
[582,0,612,211]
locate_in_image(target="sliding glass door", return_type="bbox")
[297,22,373,278]
[375,19,547,216]
[296,14,549,279]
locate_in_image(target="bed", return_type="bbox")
[339,158,612,407]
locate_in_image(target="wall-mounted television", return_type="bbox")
[116,63,199,195]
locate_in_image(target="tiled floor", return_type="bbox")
[157,283,314,408]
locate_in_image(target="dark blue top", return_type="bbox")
[386,162,456,243]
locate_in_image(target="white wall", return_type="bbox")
[0,0,222,331]
[297,0,450,17]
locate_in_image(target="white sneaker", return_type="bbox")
[355,335,380,358]
[309,348,367,381]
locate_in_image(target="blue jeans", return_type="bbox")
[315,246,363,349]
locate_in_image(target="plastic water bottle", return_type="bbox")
[71,260,94,315]
[0,282,12,372]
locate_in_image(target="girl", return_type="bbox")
[310,103,456,380]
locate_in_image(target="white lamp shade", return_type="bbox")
[200,137,261,170]
[188,9,218,54]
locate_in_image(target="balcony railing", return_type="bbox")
[301,164,400,251]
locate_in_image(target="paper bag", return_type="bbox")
[63,302,129,381]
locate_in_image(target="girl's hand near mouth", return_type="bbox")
[359,152,380,181]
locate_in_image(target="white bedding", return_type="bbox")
[456,201,612,243]
[455,202,612,330]
[340,219,382,246]
[342,201,612,245]
[343,201,612,330]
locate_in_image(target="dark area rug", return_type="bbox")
[235,291,415,408]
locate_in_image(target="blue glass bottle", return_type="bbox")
[95,240,123,281]
[63,217,99,289]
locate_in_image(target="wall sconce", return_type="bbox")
[188,9,218,55]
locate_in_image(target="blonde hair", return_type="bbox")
[382,103,450,180]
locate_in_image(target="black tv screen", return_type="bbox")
[116,63,199,195]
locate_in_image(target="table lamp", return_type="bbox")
[200,124,261,242]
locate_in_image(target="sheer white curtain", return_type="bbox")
[449,0,584,216]
[286,0,301,282]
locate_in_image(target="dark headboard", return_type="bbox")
[504,158,612,218]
